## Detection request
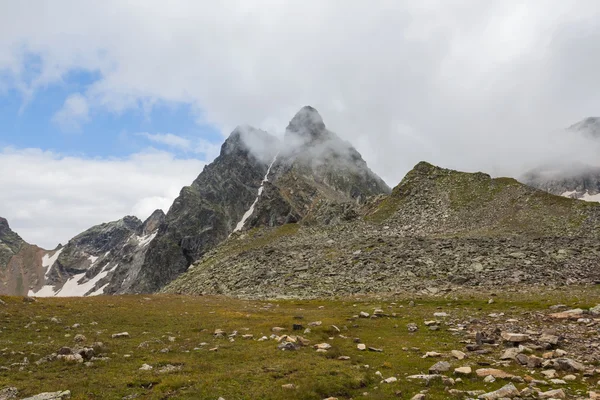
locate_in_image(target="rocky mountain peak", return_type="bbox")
[141,209,165,235]
[284,106,327,145]
[568,116,600,139]
[223,125,279,164]
[0,217,12,237]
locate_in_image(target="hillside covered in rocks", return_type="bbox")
[164,162,600,298]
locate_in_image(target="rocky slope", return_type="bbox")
[523,117,600,202]
[163,162,600,298]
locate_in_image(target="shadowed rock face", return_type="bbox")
[0,217,25,268]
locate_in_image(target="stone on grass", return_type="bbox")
[111,332,129,339]
[428,361,450,374]
[501,332,529,343]
[454,367,472,375]
[538,389,566,399]
[21,391,71,400]
[475,369,514,379]
[477,383,519,399]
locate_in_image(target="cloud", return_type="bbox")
[137,132,191,151]
[136,132,221,160]
[52,93,89,131]
[0,147,206,249]
[0,1,599,184]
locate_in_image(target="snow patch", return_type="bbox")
[42,248,63,278]
[582,191,600,202]
[29,263,118,298]
[234,155,278,232]
[561,190,600,203]
[137,232,157,247]
[88,255,99,265]
[89,283,109,296]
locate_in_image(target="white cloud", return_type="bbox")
[0,1,598,200]
[52,93,89,131]
[0,147,205,249]
[138,132,191,151]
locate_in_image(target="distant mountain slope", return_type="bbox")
[163,161,600,298]
[368,161,600,237]
[26,210,165,297]
[524,117,600,202]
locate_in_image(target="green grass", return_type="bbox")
[0,289,598,399]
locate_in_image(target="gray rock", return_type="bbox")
[477,383,519,399]
[21,391,71,400]
[428,361,451,374]
[0,387,18,400]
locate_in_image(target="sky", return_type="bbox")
[1,0,599,249]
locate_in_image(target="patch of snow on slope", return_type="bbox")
[42,248,63,278]
[234,155,278,232]
[582,191,600,202]
[28,285,58,297]
[29,263,118,297]
[137,232,157,247]
[88,255,99,264]
[561,190,600,203]
[89,283,110,296]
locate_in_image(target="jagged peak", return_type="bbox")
[221,125,280,163]
[568,117,600,138]
[0,217,9,230]
[141,209,165,235]
[285,106,327,143]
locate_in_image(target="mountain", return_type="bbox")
[163,162,600,298]
[523,117,600,202]
[129,106,390,293]
[2,106,390,296]
[22,210,165,297]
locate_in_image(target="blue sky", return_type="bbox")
[0,69,222,160]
